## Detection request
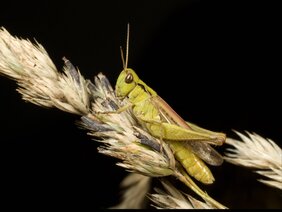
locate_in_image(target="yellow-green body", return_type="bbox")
[115,68,226,184]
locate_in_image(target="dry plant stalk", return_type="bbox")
[0,26,226,209]
[149,180,215,209]
[110,173,151,209]
[225,131,282,190]
[0,28,90,115]
[1,27,281,209]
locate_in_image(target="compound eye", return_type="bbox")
[125,73,133,83]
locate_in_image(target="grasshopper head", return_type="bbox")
[115,68,140,98]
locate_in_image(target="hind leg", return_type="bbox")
[137,116,219,143]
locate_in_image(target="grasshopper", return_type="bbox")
[114,26,226,184]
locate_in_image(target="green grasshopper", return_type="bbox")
[114,26,226,184]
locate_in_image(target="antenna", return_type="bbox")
[120,46,125,69]
[119,23,130,71]
[125,23,130,70]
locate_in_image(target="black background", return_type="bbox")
[0,0,281,209]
